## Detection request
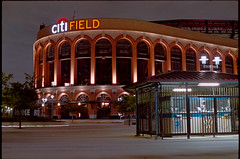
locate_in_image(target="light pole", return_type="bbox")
[42,98,47,117]
[50,95,54,118]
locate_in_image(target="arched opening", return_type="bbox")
[225,54,233,74]
[46,45,54,87]
[76,94,89,119]
[59,95,70,119]
[137,40,149,82]
[171,46,182,71]
[186,48,196,71]
[59,41,71,86]
[154,43,166,74]
[213,53,222,72]
[95,39,112,85]
[116,39,132,84]
[38,49,43,88]
[200,50,210,71]
[97,94,111,119]
[75,40,91,85]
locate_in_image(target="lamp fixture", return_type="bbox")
[198,83,220,87]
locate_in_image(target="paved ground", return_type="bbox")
[2,119,239,159]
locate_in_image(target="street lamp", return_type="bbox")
[199,56,222,71]
[50,95,54,118]
[42,98,47,117]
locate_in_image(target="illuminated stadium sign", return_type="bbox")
[52,18,100,34]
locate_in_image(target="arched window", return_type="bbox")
[116,39,132,57]
[155,43,166,74]
[38,49,43,88]
[137,41,149,58]
[225,54,233,74]
[75,40,91,57]
[137,41,149,82]
[95,39,112,57]
[76,40,91,85]
[39,50,43,64]
[213,53,222,72]
[60,95,69,103]
[59,41,71,85]
[186,48,196,71]
[171,46,182,71]
[116,39,132,84]
[77,94,89,104]
[200,50,210,71]
[47,45,54,86]
[95,39,112,85]
[47,45,54,61]
[59,41,71,59]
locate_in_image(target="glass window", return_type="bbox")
[75,40,91,57]
[59,41,71,59]
[116,39,132,57]
[137,41,149,58]
[213,53,222,72]
[95,39,112,57]
[96,58,112,85]
[77,59,90,85]
[171,46,182,70]
[61,60,70,85]
[186,48,196,71]
[225,54,233,74]
[155,43,166,61]
[47,45,54,61]
[200,51,210,71]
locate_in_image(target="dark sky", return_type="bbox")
[2,1,238,83]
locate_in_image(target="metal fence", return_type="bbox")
[136,82,239,138]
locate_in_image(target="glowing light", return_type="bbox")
[198,83,220,87]
[199,56,209,65]
[64,83,70,86]
[173,88,192,92]
[42,104,45,107]
[213,57,222,66]
[58,103,60,106]
[51,95,54,99]
[78,102,81,106]
[102,102,105,106]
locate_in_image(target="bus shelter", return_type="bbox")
[133,71,239,139]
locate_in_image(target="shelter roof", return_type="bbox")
[125,71,239,89]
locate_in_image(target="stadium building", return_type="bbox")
[33,18,238,119]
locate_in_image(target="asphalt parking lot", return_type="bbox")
[2,120,239,159]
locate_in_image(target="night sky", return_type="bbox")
[2,1,238,83]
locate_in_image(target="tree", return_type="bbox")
[117,96,136,126]
[2,73,38,128]
[62,102,80,122]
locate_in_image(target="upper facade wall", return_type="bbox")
[36,18,238,49]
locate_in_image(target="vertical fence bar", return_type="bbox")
[136,88,140,136]
[186,82,191,139]
[155,83,160,139]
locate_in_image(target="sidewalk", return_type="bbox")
[2,121,238,159]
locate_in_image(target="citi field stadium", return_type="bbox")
[33,18,238,119]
